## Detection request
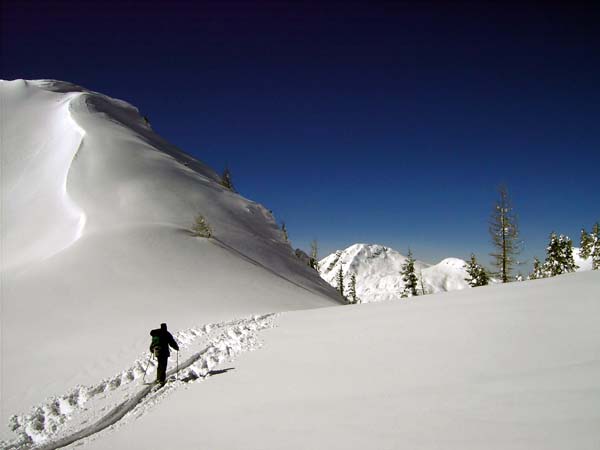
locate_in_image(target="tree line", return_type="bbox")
[190,167,598,302]
[465,186,599,287]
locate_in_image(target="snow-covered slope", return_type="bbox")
[319,243,469,302]
[0,79,339,434]
[68,270,600,450]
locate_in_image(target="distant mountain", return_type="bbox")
[319,243,470,302]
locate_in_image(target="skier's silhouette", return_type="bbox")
[149,323,179,385]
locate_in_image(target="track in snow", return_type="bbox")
[2,314,276,450]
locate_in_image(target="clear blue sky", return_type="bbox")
[3,1,599,272]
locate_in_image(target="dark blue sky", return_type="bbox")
[3,0,599,271]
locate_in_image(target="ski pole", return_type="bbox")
[176,350,179,381]
[142,353,153,383]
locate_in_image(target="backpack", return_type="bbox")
[150,334,162,357]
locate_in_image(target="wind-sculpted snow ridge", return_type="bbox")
[1,314,277,450]
[1,79,338,432]
[1,82,88,270]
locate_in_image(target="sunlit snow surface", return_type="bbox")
[85,271,600,450]
[2,80,598,450]
[2,315,276,449]
[0,79,339,441]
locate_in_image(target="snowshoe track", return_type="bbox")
[2,314,276,450]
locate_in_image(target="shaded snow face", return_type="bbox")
[319,244,469,302]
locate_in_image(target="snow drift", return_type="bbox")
[83,270,600,450]
[319,243,470,302]
[0,79,339,436]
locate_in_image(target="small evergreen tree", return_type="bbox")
[294,248,311,265]
[579,228,593,259]
[336,264,345,299]
[543,232,578,276]
[191,214,212,238]
[327,251,342,272]
[348,273,359,304]
[220,166,235,191]
[529,257,546,280]
[592,222,600,270]
[464,254,489,287]
[581,223,600,270]
[281,222,289,243]
[400,250,418,298]
[419,270,427,295]
[309,240,319,271]
[489,186,522,282]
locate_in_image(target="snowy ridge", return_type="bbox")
[319,243,469,302]
[1,314,276,449]
[2,84,87,270]
[1,79,339,433]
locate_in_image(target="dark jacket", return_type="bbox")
[150,328,179,357]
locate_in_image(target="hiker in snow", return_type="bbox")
[150,323,179,385]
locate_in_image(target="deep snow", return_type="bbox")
[0,79,339,439]
[2,80,599,450]
[2,315,276,449]
[82,271,600,450]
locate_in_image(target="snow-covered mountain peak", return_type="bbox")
[319,243,469,302]
[322,243,427,272]
[436,257,469,269]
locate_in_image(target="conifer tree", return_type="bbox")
[348,273,360,304]
[529,257,546,280]
[543,232,578,276]
[581,223,600,270]
[191,214,212,238]
[464,254,489,287]
[281,222,289,243]
[327,251,342,272]
[592,222,600,270]
[400,250,418,298]
[419,270,427,295]
[220,166,235,191]
[489,186,522,282]
[309,240,319,271]
[579,228,593,259]
[336,264,345,299]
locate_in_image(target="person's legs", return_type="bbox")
[156,354,168,384]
